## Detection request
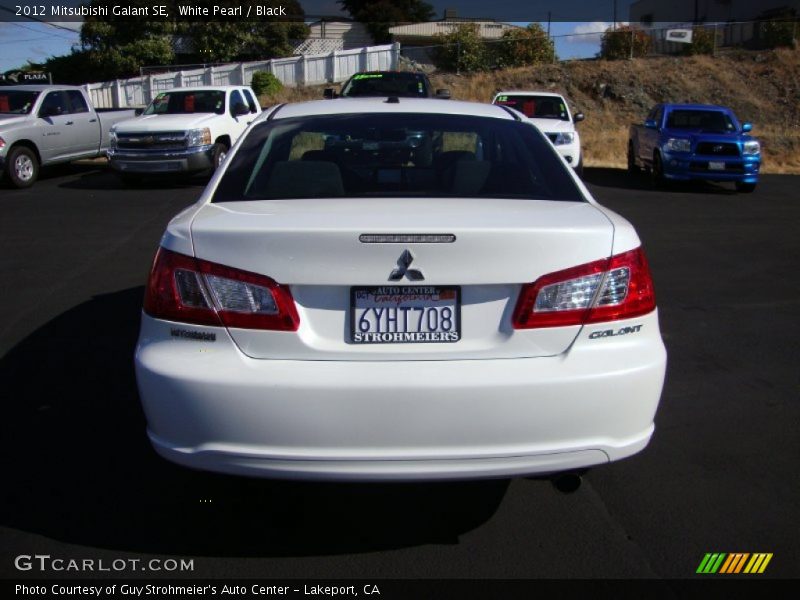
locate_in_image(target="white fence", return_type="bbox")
[85,43,400,109]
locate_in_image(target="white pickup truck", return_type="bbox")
[0,84,138,188]
[492,91,585,175]
[108,86,261,183]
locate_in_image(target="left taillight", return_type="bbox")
[143,247,300,331]
[512,247,656,329]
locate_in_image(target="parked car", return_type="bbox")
[135,97,666,481]
[628,103,760,192]
[492,91,585,175]
[324,71,450,99]
[107,86,260,183]
[0,84,138,188]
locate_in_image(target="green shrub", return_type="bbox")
[496,23,556,68]
[759,19,796,49]
[434,23,492,73]
[251,71,283,97]
[683,26,717,55]
[600,25,651,60]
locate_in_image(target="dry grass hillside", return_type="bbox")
[265,47,800,174]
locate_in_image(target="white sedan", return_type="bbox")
[135,98,666,481]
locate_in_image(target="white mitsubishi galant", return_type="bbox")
[135,98,667,481]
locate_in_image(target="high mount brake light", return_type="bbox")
[143,248,300,331]
[512,247,656,329]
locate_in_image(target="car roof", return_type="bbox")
[155,86,247,93]
[493,91,566,98]
[260,98,517,122]
[0,85,83,91]
[349,71,428,78]
[663,103,732,111]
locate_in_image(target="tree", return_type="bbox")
[496,23,556,68]
[338,0,435,43]
[71,0,308,80]
[600,25,651,60]
[758,11,798,49]
[434,23,491,73]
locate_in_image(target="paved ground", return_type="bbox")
[0,164,797,580]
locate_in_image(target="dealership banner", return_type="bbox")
[665,29,694,43]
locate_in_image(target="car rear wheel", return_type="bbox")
[5,146,39,189]
[574,156,584,178]
[735,181,756,193]
[627,142,640,173]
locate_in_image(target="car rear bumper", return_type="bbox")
[108,145,214,174]
[135,311,667,481]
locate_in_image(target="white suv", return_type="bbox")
[493,91,584,175]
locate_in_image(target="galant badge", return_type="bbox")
[388,249,424,281]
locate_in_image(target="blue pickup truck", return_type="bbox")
[628,103,760,192]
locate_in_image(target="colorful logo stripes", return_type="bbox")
[696,553,773,574]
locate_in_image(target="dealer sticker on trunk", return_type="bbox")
[351,286,461,344]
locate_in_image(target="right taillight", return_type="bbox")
[512,247,656,329]
[143,247,299,331]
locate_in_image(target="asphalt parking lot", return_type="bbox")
[0,164,797,580]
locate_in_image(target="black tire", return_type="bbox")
[5,145,39,188]
[211,143,229,172]
[735,181,757,193]
[652,152,667,187]
[574,156,584,178]
[627,142,640,173]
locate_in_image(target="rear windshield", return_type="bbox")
[666,109,737,133]
[341,73,429,98]
[493,94,570,121]
[213,113,584,203]
[0,90,40,114]
[144,90,225,115]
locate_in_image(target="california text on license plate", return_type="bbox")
[351,286,461,344]
[708,161,725,170]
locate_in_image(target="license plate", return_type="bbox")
[708,161,725,170]
[351,286,461,344]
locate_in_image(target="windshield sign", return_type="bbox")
[342,73,429,98]
[494,95,570,121]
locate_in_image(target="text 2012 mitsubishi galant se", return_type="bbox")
[135,98,667,481]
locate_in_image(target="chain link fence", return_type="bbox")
[396,19,799,74]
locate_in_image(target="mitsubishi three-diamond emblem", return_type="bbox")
[388,249,424,281]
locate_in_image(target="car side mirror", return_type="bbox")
[39,105,61,118]
[573,112,585,122]
[742,122,752,132]
[435,89,451,99]
[232,102,250,117]
[323,88,337,99]
[644,119,658,129]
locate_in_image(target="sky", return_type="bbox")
[0,0,636,74]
